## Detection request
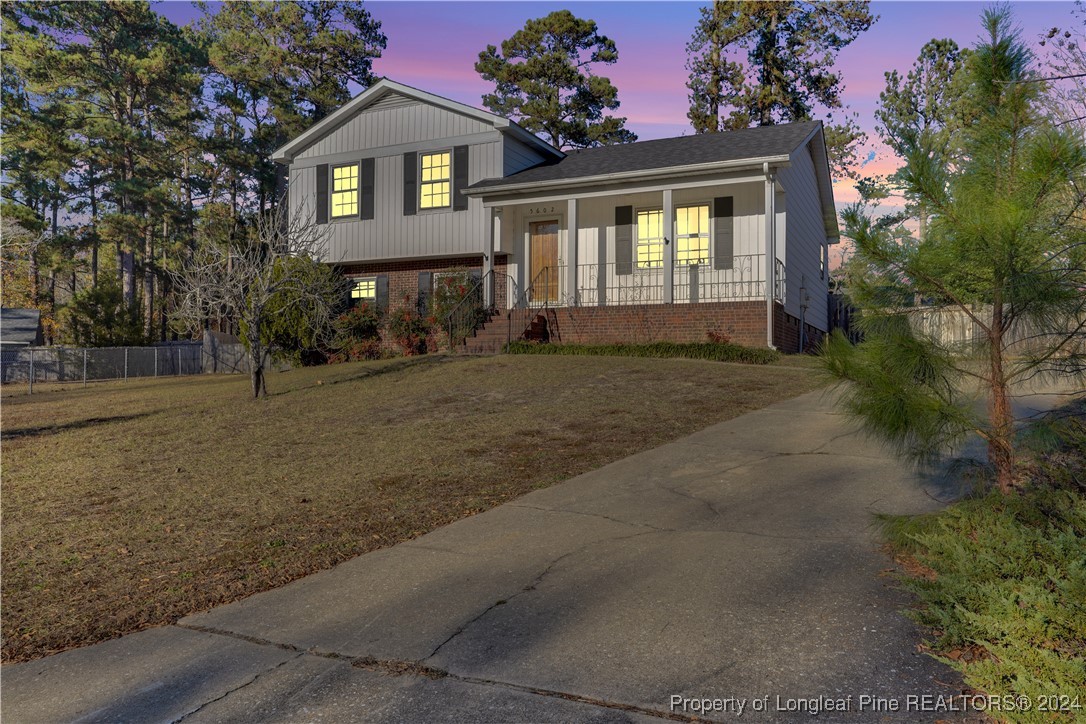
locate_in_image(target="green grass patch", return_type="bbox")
[880,407,1086,722]
[505,340,782,365]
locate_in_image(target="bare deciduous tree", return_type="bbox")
[172,204,344,398]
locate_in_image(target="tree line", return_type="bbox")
[1,1,386,345]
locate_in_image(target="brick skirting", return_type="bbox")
[539,301,822,354]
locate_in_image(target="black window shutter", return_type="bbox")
[345,278,356,308]
[713,196,734,270]
[360,158,375,220]
[615,205,634,276]
[315,164,328,224]
[376,275,389,313]
[403,152,417,216]
[417,272,432,315]
[453,145,470,211]
[373,275,390,312]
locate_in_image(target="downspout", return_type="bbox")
[764,162,777,350]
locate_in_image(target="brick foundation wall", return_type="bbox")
[544,301,769,348]
[338,255,510,314]
[541,301,825,353]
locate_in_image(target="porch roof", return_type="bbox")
[465,121,821,196]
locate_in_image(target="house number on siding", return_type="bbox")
[528,206,557,215]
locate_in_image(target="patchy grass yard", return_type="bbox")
[2,354,822,662]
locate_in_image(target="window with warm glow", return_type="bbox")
[675,205,709,265]
[636,209,664,269]
[331,164,359,218]
[420,152,451,209]
[350,277,376,305]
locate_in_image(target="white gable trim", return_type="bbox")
[271,78,563,163]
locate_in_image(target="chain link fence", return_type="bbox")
[1,334,251,393]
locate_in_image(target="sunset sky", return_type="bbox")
[157,0,1073,257]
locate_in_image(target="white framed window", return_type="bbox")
[350,276,377,305]
[675,205,709,265]
[420,151,451,209]
[636,209,664,269]
[331,163,359,218]
[820,242,827,280]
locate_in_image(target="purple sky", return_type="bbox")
[155,0,1072,215]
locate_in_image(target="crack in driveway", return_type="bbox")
[424,530,659,662]
[171,652,303,723]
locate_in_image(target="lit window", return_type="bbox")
[636,209,664,269]
[420,152,451,209]
[350,276,376,305]
[821,242,827,279]
[332,164,358,218]
[675,205,709,265]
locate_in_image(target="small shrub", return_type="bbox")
[328,303,385,363]
[505,340,781,365]
[706,330,732,345]
[387,295,431,355]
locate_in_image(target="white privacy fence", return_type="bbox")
[910,306,1085,352]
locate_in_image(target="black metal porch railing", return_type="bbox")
[547,255,771,307]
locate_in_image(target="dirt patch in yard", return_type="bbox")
[2,354,823,662]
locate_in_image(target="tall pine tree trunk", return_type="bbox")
[143,223,154,340]
[90,170,99,288]
[987,293,1015,493]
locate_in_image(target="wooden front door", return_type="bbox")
[529,220,559,303]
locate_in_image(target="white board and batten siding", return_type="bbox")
[776,143,831,331]
[287,95,513,264]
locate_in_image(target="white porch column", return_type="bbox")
[663,188,674,304]
[483,207,497,307]
[567,197,579,306]
[764,164,777,349]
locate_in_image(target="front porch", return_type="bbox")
[469,173,795,350]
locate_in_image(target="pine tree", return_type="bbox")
[475,10,637,149]
[823,7,1086,494]
[685,0,875,177]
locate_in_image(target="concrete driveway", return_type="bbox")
[3,389,985,723]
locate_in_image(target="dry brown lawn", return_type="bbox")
[2,353,823,662]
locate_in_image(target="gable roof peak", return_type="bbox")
[271,78,563,163]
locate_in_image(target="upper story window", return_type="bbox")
[420,151,451,209]
[331,163,359,218]
[675,205,709,265]
[820,242,827,279]
[636,209,664,269]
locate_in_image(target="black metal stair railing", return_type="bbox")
[442,270,491,351]
[506,266,552,348]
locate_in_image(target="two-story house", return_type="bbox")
[271,79,839,353]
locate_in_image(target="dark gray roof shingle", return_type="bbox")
[469,120,821,191]
[1,308,43,347]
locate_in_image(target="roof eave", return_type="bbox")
[499,121,565,160]
[464,155,793,197]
